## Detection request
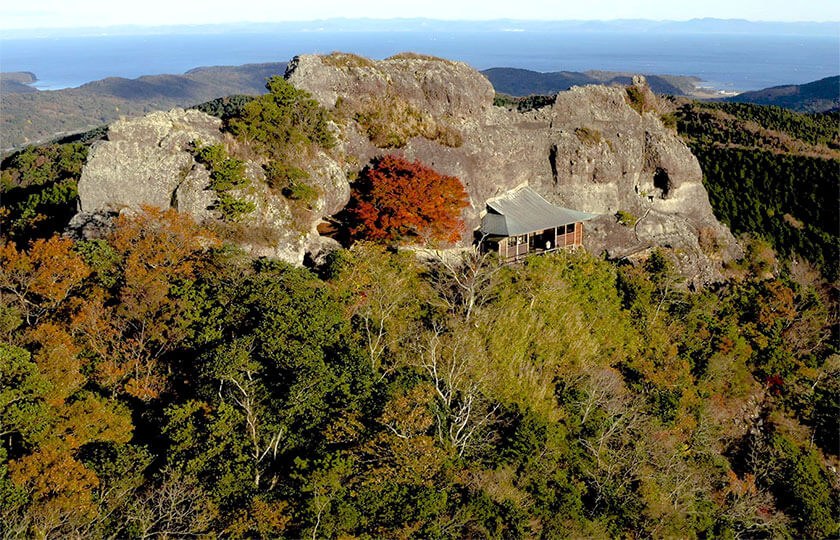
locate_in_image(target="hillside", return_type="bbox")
[0,72,38,94]
[482,67,704,97]
[719,76,840,113]
[0,63,287,151]
[675,100,840,277]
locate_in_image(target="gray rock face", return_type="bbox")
[74,54,739,284]
[75,107,348,265]
[287,55,739,284]
[78,109,223,214]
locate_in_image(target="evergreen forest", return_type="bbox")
[675,101,840,279]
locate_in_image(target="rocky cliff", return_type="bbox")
[73,52,739,283]
[286,54,739,283]
[73,108,347,264]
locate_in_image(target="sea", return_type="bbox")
[1,31,838,92]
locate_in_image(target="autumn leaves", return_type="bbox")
[345,155,469,246]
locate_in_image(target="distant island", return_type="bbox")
[5,17,838,39]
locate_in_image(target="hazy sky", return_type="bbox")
[2,0,839,29]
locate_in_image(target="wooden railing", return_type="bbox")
[556,232,577,247]
[498,223,585,260]
[501,243,530,259]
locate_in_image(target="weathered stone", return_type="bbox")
[74,53,740,285]
[78,109,223,214]
[74,107,350,265]
[286,54,740,285]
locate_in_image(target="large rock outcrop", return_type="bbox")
[286,54,739,284]
[73,53,739,284]
[74,107,348,264]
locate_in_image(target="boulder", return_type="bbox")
[75,107,349,265]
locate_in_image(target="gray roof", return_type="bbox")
[480,186,597,237]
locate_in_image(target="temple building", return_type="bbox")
[478,186,597,261]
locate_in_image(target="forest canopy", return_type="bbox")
[0,205,837,538]
[675,101,840,279]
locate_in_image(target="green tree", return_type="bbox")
[229,76,334,157]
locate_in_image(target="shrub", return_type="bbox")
[229,76,334,158]
[345,155,469,245]
[284,182,320,206]
[660,113,678,130]
[386,52,451,62]
[264,161,309,191]
[625,86,649,115]
[205,221,283,247]
[493,93,517,108]
[348,96,463,149]
[575,127,603,145]
[190,95,255,121]
[515,94,556,112]
[492,94,556,112]
[191,142,254,222]
[697,227,721,255]
[262,160,319,208]
[321,52,376,69]
[616,210,638,226]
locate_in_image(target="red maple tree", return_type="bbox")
[347,155,469,245]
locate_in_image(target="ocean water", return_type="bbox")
[1,31,838,92]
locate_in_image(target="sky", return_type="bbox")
[2,0,839,30]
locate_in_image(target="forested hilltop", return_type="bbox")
[482,68,705,98]
[0,63,286,151]
[1,58,839,538]
[718,76,840,114]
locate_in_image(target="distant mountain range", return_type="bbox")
[482,68,705,97]
[482,69,840,113]
[5,18,838,39]
[718,76,840,113]
[0,63,286,150]
[2,60,837,152]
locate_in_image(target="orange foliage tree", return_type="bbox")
[346,155,469,245]
[0,236,90,325]
[72,205,219,400]
[24,322,83,406]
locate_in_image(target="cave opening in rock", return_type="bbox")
[654,168,671,198]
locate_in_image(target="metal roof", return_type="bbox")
[480,186,597,237]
